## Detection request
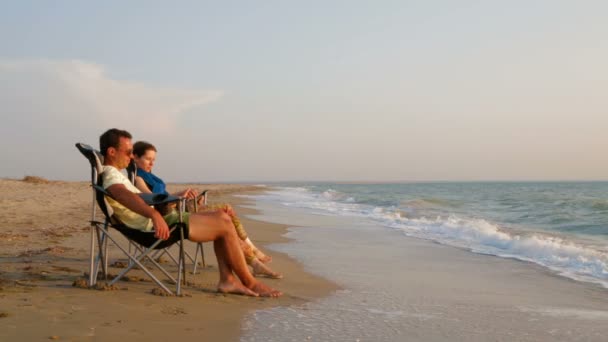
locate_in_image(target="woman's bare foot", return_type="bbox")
[248,281,283,298]
[251,259,283,279]
[218,279,259,297]
[253,248,272,263]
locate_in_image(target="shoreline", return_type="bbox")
[0,179,339,341]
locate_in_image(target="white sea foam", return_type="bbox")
[247,187,608,288]
[518,306,608,320]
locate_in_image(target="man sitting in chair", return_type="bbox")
[99,128,281,297]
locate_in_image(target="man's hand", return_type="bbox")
[105,184,171,240]
[152,213,170,240]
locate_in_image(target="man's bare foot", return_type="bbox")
[218,280,259,297]
[252,259,283,279]
[248,281,282,298]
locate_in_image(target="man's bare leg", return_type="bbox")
[188,211,282,297]
[214,240,258,297]
[214,228,282,297]
[216,203,272,263]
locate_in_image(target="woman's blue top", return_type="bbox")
[137,169,168,195]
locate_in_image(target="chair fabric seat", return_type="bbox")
[113,223,186,249]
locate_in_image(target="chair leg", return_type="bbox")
[92,228,106,284]
[102,232,109,279]
[89,226,96,287]
[200,243,206,267]
[156,245,201,276]
[160,248,179,265]
[184,249,195,263]
[95,229,107,280]
[177,227,186,295]
[151,248,166,259]
[128,243,178,284]
[192,243,205,274]
[105,233,174,295]
[128,241,135,268]
[89,224,191,296]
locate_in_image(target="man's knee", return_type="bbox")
[214,211,234,233]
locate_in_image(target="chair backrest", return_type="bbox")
[126,159,137,184]
[75,143,103,182]
[75,143,114,220]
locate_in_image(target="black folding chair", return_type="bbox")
[76,143,188,295]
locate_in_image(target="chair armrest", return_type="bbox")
[196,190,209,205]
[93,184,111,197]
[93,184,180,205]
[138,193,181,205]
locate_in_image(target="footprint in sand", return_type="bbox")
[161,306,187,315]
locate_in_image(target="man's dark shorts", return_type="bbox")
[162,210,191,245]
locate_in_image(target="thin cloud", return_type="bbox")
[0,59,223,179]
[0,59,223,134]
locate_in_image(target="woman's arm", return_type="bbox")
[134,176,153,194]
[137,174,196,200]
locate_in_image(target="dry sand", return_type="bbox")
[0,178,338,341]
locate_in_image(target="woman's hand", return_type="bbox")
[176,188,198,200]
[221,204,236,217]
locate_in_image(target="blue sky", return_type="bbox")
[1,1,607,182]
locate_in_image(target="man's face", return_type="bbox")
[109,137,134,169]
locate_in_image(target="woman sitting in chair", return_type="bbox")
[132,141,281,279]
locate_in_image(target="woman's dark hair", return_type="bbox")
[99,128,132,157]
[133,141,157,157]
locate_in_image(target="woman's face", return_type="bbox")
[134,149,156,172]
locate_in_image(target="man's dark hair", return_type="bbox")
[133,141,157,157]
[99,128,132,157]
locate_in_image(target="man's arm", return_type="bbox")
[106,184,170,240]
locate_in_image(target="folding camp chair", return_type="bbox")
[126,161,208,273]
[75,143,188,295]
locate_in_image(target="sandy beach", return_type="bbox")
[0,178,337,341]
[3,178,608,341]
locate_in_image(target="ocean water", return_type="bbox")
[240,182,608,341]
[254,182,608,287]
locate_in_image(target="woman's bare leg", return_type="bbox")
[203,203,273,263]
[240,239,281,278]
[245,237,272,263]
[251,258,283,279]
